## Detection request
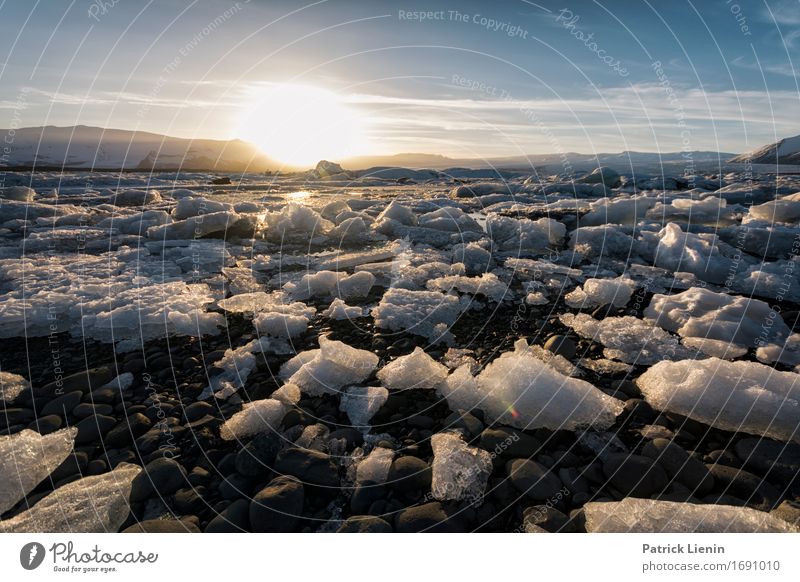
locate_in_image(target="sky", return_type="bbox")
[1,0,799,162]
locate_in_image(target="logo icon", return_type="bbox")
[20,542,46,570]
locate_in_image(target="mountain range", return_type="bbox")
[1,125,798,172]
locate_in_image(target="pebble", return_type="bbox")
[522,505,575,533]
[336,516,392,533]
[395,502,462,533]
[543,335,576,359]
[205,499,251,533]
[122,519,200,533]
[734,438,800,487]
[75,414,117,444]
[130,457,187,502]
[641,438,714,496]
[706,463,782,511]
[249,476,305,533]
[506,459,564,500]
[274,448,339,487]
[387,456,431,493]
[602,453,668,497]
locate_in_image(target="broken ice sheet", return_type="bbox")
[0,463,141,533]
[284,337,379,396]
[430,432,492,503]
[355,447,393,485]
[377,347,449,391]
[0,427,77,515]
[339,386,388,428]
[637,357,800,443]
[584,498,798,533]
[0,371,29,403]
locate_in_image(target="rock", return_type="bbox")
[73,403,113,419]
[122,519,199,533]
[395,502,462,532]
[235,432,282,477]
[602,453,668,497]
[0,186,36,201]
[249,476,304,533]
[40,391,82,416]
[706,464,782,511]
[50,451,89,483]
[506,459,564,500]
[105,413,152,447]
[479,428,541,459]
[205,499,250,532]
[734,438,800,487]
[74,414,117,444]
[274,447,339,487]
[28,414,63,434]
[522,505,575,533]
[36,366,115,398]
[336,515,392,533]
[443,410,484,437]
[387,456,431,493]
[641,438,714,495]
[130,457,187,502]
[543,335,576,359]
[184,401,215,423]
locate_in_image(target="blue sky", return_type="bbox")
[1,0,798,158]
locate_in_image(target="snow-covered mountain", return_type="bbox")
[0,125,278,171]
[729,134,800,165]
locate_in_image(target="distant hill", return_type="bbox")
[0,125,280,171]
[337,150,737,171]
[729,135,800,165]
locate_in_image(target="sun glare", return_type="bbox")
[237,84,369,168]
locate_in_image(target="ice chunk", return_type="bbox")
[0,427,77,515]
[438,364,483,412]
[339,386,389,427]
[147,211,256,240]
[645,287,790,348]
[253,312,309,338]
[418,206,482,232]
[757,333,800,366]
[569,225,641,260]
[653,223,742,284]
[172,196,231,219]
[486,214,565,252]
[219,398,289,440]
[376,200,417,225]
[451,242,493,275]
[0,463,141,533]
[431,432,492,503]
[377,347,449,391]
[749,199,800,223]
[564,276,635,309]
[581,195,656,226]
[0,185,36,202]
[560,313,700,365]
[264,203,333,241]
[114,188,162,206]
[440,340,624,430]
[372,288,463,343]
[286,337,379,396]
[0,371,29,402]
[584,498,798,533]
[427,273,509,302]
[322,298,364,320]
[355,447,394,484]
[682,337,748,360]
[285,270,374,300]
[199,337,280,400]
[637,358,800,442]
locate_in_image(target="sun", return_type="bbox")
[236,84,369,168]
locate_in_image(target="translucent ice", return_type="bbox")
[427,273,509,303]
[584,498,798,533]
[637,358,800,442]
[0,371,29,403]
[431,432,492,503]
[355,447,394,484]
[322,298,364,320]
[339,386,388,427]
[372,288,463,343]
[219,398,290,441]
[0,463,141,533]
[645,287,790,348]
[565,277,635,309]
[0,427,77,515]
[377,347,450,391]
[439,340,624,430]
[285,337,379,396]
